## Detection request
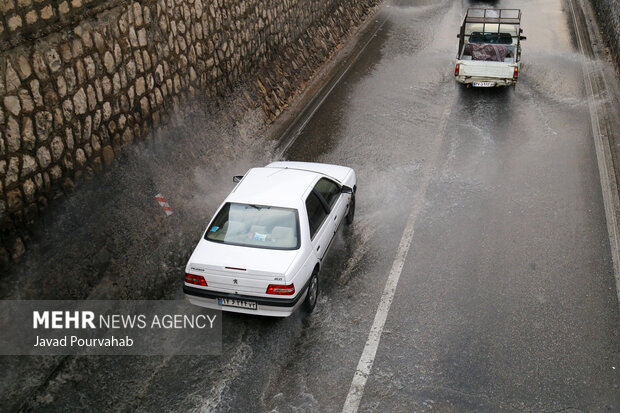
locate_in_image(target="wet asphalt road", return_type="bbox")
[1,0,620,411]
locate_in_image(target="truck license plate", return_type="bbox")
[472,81,495,87]
[218,297,257,310]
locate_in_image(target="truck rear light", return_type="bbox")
[454,63,460,76]
[266,283,295,295]
[513,66,518,80]
[185,273,207,286]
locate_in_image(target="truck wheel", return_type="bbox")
[303,271,319,313]
[346,194,355,225]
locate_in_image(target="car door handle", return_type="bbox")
[334,215,338,221]
[317,245,321,251]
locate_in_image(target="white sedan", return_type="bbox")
[184,161,357,317]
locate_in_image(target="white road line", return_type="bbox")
[342,105,452,413]
[567,0,620,306]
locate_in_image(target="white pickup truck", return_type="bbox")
[454,8,526,87]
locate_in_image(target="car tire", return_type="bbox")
[345,193,355,225]
[303,271,319,313]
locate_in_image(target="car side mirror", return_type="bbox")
[456,34,460,38]
[519,36,527,41]
[341,186,353,194]
[233,175,243,183]
[519,28,523,33]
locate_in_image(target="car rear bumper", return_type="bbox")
[183,285,307,317]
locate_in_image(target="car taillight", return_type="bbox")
[454,63,460,76]
[185,273,207,286]
[513,66,518,80]
[266,284,295,295]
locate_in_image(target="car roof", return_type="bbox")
[226,167,321,208]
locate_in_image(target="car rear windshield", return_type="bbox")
[205,203,300,250]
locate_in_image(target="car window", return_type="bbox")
[305,191,329,239]
[313,178,340,208]
[205,203,299,250]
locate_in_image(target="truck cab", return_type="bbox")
[454,8,526,87]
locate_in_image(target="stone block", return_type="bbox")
[91,134,101,152]
[4,95,21,116]
[65,127,74,150]
[102,102,112,120]
[102,76,112,96]
[53,107,64,128]
[84,56,95,79]
[7,14,22,31]
[126,59,137,80]
[73,88,87,114]
[21,154,37,177]
[59,42,72,62]
[136,76,146,95]
[82,115,92,142]
[21,117,35,150]
[56,75,67,97]
[75,148,86,167]
[23,179,36,203]
[94,79,103,102]
[139,96,150,117]
[18,88,34,113]
[133,2,143,26]
[6,116,20,152]
[138,28,147,47]
[64,67,77,92]
[93,31,105,52]
[7,188,23,212]
[129,27,139,47]
[114,42,123,64]
[5,157,19,186]
[72,38,83,58]
[25,9,38,25]
[40,5,54,20]
[51,136,65,161]
[49,165,62,182]
[57,96,71,119]
[16,55,32,80]
[59,1,70,15]
[31,51,49,80]
[113,73,121,94]
[86,85,97,111]
[75,60,86,84]
[45,49,62,73]
[104,51,115,73]
[5,61,21,94]
[29,79,43,107]
[0,1,15,13]
[34,111,52,142]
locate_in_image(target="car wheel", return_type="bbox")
[303,272,319,313]
[345,193,355,225]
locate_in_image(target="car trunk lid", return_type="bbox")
[186,239,298,295]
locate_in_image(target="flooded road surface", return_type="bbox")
[2,0,620,411]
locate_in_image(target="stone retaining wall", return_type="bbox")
[0,0,380,262]
[590,0,620,70]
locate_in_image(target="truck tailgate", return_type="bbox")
[458,60,515,78]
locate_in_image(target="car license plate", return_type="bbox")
[472,81,495,87]
[218,297,257,310]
